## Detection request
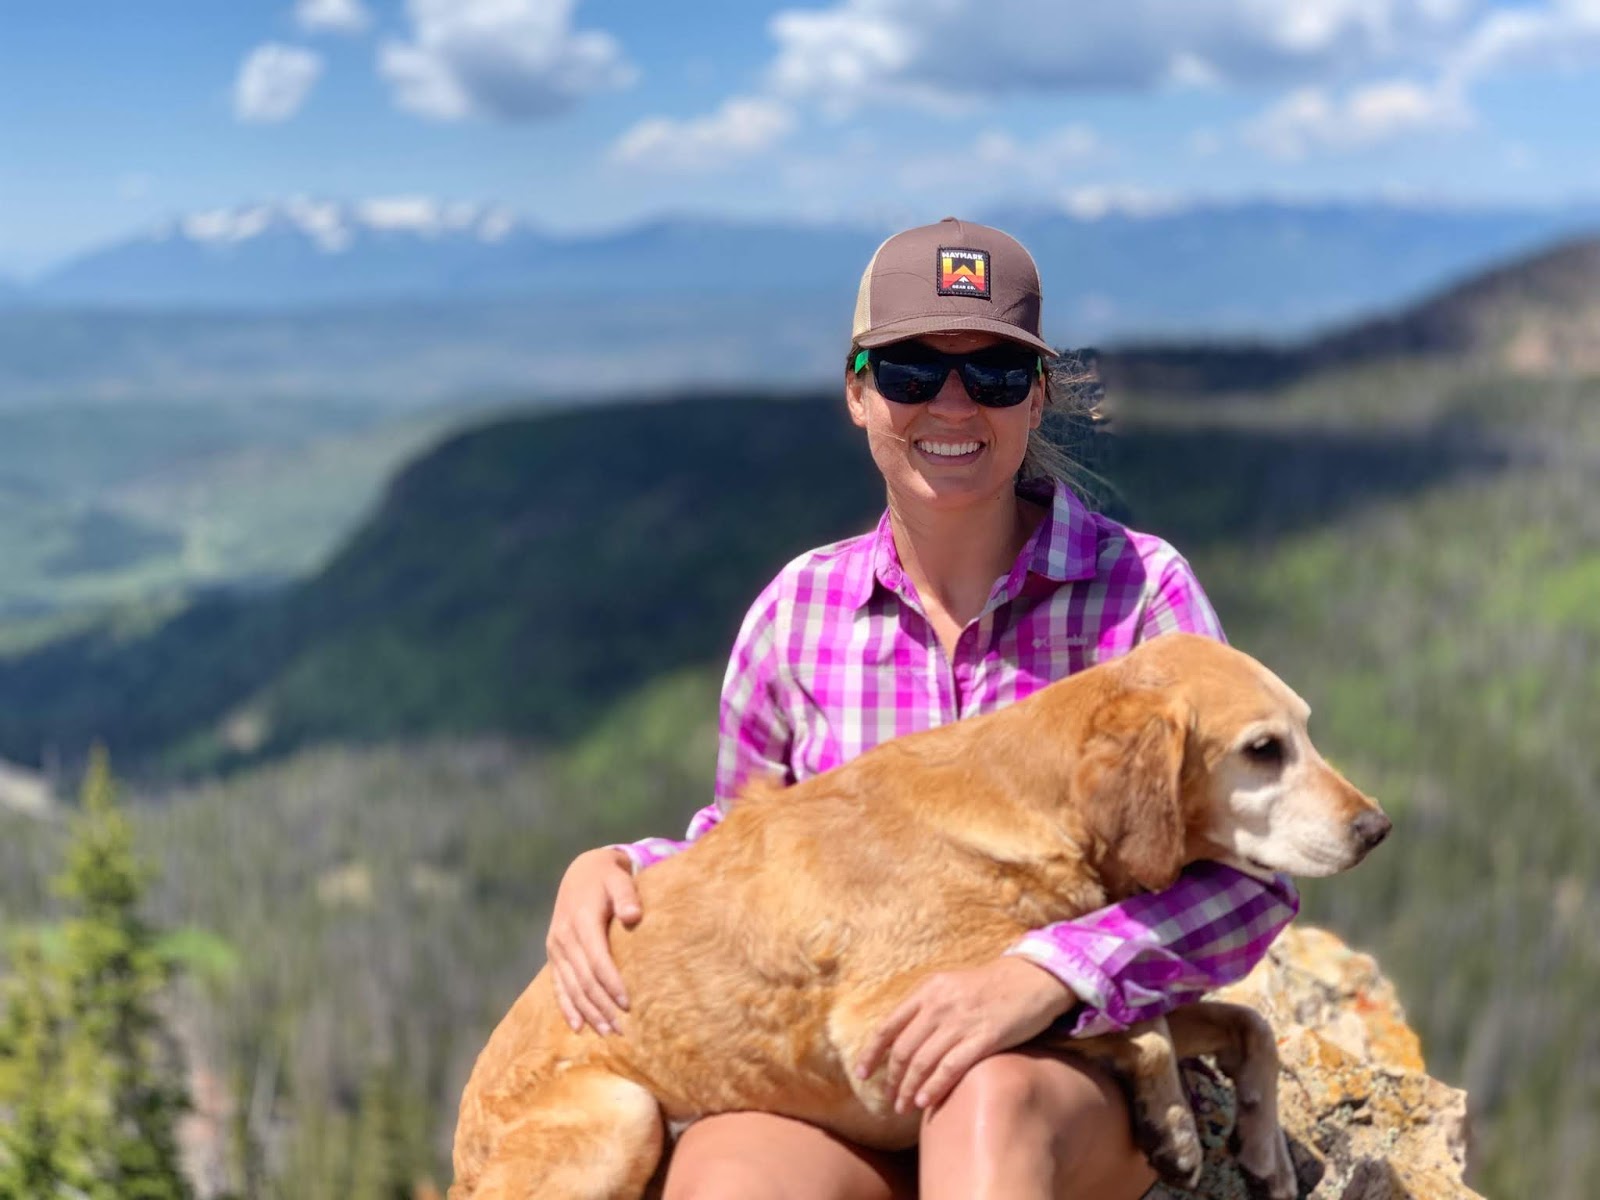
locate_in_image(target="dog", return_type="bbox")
[449,632,1390,1199]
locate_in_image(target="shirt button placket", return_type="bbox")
[931,634,956,727]
[959,613,989,718]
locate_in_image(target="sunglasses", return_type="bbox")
[851,343,1043,408]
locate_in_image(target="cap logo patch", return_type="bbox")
[937,248,990,298]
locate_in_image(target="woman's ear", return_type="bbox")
[845,368,868,429]
[1073,691,1191,893]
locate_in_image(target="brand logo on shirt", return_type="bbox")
[937,248,990,298]
[1033,634,1089,651]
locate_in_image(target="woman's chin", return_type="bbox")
[897,471,1009,509]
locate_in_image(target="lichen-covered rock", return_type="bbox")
[1150,926,1481,1200]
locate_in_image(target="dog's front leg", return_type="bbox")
[1165,1001,1296,1200]
[1061,1016,1203,1190]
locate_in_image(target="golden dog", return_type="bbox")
[449,633,1390,1199]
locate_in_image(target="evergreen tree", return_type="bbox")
[346,1064,424,1200]
[0,937,73,1199]
[53,746,192,1200]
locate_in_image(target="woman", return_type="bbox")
[545,218,1298,1199]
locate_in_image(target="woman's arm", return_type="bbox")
[613,580,792,872]
[1005,549,1300,1035]
[1005,863,1300,1036]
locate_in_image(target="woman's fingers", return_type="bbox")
[894,1026,966,1113]
[883,1009,939,1105]
[605,871,643,926]
[550,962,584,1032]
[856,997,921,1081]
[552,953,612,1034]
[568,946,624,1032]
[551,915,623,1032]
[575,907,630,1013]
[909,1038,987,1112]
[543,847,646,1035]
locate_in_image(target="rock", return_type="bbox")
[1150,926,1481,1200]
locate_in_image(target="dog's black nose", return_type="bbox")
[1353,810,1391,849]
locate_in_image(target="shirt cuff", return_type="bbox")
[1004,937,1126,1038]
[609,838,689,875]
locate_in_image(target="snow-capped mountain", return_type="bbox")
[29,198,542,308]
[16,196,1600,344]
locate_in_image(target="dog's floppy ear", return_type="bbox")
[1073,690,1191,893]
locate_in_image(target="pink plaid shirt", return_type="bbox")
[621,478,1298,1037]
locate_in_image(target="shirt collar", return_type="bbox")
[847,477,1099,610]
[1021,476,1100,583]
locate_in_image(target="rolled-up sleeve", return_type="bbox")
[1006,864,1300,1037]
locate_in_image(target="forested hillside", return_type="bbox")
[4,238,1600,1197]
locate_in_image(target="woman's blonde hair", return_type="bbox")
[1023,350,1104,494]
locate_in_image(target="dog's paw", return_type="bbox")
[1134,1100,1204,1191]
[1237,1126,1297,1200]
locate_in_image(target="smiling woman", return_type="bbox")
[536,218,1299,1200]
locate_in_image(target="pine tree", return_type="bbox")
[0,937,73,1199]
[53,745,193,1200]
[346,1065,423,1200]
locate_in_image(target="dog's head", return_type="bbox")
[1071,633,1390,893]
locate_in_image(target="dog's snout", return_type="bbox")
[1352,809,1391,850]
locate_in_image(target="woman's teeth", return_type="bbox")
[916,441,981,457]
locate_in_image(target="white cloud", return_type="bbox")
[973,124,1101,169]
[296,0,372,35]
[1244,77,1471,159]
[893,123,1102,192]
[610,97,796,171]
[765,0,1482,112]
[1059,184,1184,220]
[379,0,634,121]
[234,44,324,123]
[1447,0,1600,82]
[1227,1,1600,163]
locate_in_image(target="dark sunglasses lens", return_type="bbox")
[961,361,1035,407]
[871,357,948,404]
[868,344,1039,406]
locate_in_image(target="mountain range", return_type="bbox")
[9,198,1600,346]
[4,232,1598,774]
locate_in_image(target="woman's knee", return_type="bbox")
[661,1112,910,1200]
[935,1053,1080,1156]
[927,1051,1147,1183]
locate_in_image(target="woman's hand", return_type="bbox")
[854,957,1077,1113]
[545,846,643,1035]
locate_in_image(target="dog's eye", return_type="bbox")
[1243,735,1285,767]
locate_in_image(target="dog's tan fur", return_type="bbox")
[449,633,1388,1200]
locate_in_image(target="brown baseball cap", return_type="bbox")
[850,216,1051,355]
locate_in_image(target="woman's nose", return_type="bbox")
[924,369,978,415]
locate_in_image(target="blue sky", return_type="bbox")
[4,0,1600,274]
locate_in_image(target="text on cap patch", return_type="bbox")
[936,248,991,298]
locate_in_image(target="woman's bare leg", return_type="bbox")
[661,1111,916,1200]
[919,1049,1158,1200]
